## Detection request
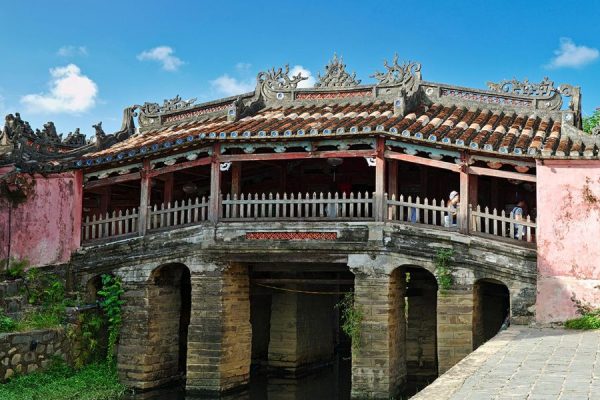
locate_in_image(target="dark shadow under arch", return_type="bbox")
[473,278,510,349]
[404,266,438,388]
[149,262,192,380]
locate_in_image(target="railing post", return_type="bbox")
[458,154,477,234]
[375,137,386,222]
[138,159,151,236]
[209,143,221,223]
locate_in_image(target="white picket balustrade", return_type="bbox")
[470,205,536,242]
[386,194,457,228]
[82,208,139,242]
[221,192,374,221]
[148,197,209,231]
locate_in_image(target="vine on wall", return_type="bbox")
[335,292,364,352]
[97,274,124,363]
[435,248,454,291]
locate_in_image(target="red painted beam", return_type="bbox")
[219,149,376,162]
[147,156,212,178]
[468,166,536,182]
[384,150,462,172]
[84,171,141,190]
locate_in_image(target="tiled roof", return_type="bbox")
[78,99,598,168]
[10,55,594,171]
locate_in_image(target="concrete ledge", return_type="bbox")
[410,327,521,400]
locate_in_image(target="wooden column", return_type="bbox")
[138,159,151,236]
[387,159,398,198]
[459,169,469,233]
[99,187,111,215]
[468,174,478,207]
[163,173,174,204]
[231,162,241,196]
[375,137,386,222]
[209,144,221,223]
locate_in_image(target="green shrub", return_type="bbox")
[335,292,364,351]
[434,249,454,291]
[97,274,124,363]
[2,257,29,280]
[0,312,17,332]
[565,311,600,330]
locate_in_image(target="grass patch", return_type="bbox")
[0,359,127,400]
[565,313,600,330]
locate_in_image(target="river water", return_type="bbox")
[129,355,422,400]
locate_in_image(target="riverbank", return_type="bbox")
[0,359,126,400]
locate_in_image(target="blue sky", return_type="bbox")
[0,0,599,135]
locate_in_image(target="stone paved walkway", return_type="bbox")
[411,327,600,400]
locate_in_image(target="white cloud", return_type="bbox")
[235,62,252,71]
[137,46,184,71]
[211,74,255,96]
[57,45,88,57]
[20,64,98,113]
[290,65,315,88]
[546,38,599,69]
[210,64,315,96]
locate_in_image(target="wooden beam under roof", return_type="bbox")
[467,166,536,182]
[219,149,377,162]
[384,150,462,172]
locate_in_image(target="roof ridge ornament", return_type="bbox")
[136,95,197,126]
[486,77,581,113]
[315,53,361,88]
[487,77,556,97]
[371,53,422,95]
[257,65,307,92]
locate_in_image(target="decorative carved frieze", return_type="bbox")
[245,232,337,240]
[441,88,532,107]
[372,54,422,95]
[486,77,581,112]
[136,95,197,126]
[487,77,556,96]
[315,54,361,88]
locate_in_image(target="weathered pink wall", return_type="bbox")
[0,169,82,267]
[536,160,600,323]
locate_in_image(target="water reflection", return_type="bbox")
[131,356,351,400]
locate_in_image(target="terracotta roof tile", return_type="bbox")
[79,94,593,168]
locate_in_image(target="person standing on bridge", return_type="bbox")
[444,190,459,228]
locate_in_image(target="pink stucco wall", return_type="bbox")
[0,169,82,267]
[536,160,600,323]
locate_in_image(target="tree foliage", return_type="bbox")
[583,108,600,134]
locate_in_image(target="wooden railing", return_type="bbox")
[470,205,536,243]
[81,193,536,245]
[221,192,374,221]
[82,208,139,242]
[148,197,209,231]
[386,195,457,227]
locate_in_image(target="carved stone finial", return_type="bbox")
[315,53,361,88]
[371,53,422,95]
[258,65,307,92]
[257,65,308,101]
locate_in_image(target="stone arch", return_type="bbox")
[147,262,192,383]
[404,266,439,389]
[473,278,510,349]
